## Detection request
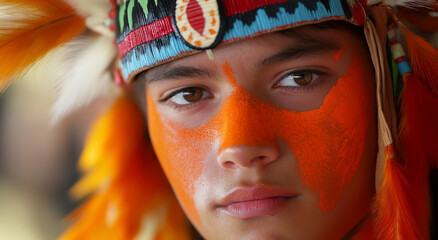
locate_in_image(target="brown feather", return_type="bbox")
[0,0,86,92]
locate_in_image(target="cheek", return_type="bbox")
[147,94,207,226]
[278,56,375,210]
[217,59,374,211]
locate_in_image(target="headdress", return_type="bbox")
[0,0,437,239]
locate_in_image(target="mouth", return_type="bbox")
[216,186,299,219]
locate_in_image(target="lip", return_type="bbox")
[217,186,298,219]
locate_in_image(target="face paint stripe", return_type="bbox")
[147,93,203,225]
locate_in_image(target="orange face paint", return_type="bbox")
[147,54,375,225]
[332,46,345,62]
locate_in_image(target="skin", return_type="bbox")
[144,23,377,240]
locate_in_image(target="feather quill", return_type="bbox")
[0,0,86,92]
[51,36,118,124]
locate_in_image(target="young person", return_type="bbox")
[1,0,437,239]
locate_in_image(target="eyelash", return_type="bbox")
[273,69,328,92]
[159,85,212,110]
[159,69,329,110]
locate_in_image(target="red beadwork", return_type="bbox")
[109,8,116,19]
[109,0,117,33]
[388,39,398,47]
[118,16,174,57]
[114,68,124,85]
[221,0,288,16]
[395,56,407,63]
[187,0,206,36]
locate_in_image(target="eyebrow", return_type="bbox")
[145,66,214,84]
[257,40,341,69]
[145,33,341,84]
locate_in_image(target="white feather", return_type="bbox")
[0,3,44,37]
[51,35,119,124]
[0,3,38,22]
[66,0,114,37]
[66,0,111,19]
[67,0,115,38]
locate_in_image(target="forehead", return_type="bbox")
[143,22,361,80]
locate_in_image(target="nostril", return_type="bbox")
[254,155,270,164]
[217,145,279,169]
[223,161,235,169]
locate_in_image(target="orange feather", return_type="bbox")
[374,144,428,240]
[399,73,437,238]
[0,0,86,92]
[376,71,438,240]
[401,25,438,96]
[59,96,192,240]
[374,14,438,237]
[399,27,438,167]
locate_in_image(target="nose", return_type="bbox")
[216,62,280,169]
[217,144,279,169]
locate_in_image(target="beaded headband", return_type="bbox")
[116,0,372,81]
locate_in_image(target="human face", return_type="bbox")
[145,24,377,240]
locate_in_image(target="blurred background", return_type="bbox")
[0,7,437,240]
[0,62,107,239]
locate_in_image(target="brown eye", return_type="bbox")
[276,71,320,88]
[182,87,203,102]
[167,86,211,106]
[292,72,313,86]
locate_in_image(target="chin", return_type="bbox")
[198,213,301,240]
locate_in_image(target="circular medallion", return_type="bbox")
[173,0,224,50]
